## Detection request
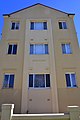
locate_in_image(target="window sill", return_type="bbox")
[30,29,47,31]
[2,87,14,89]
[30,53,49,55]
[67,86,78,88]
[28,87,50,90]
[7,54,17,55]
[11,29,20,31]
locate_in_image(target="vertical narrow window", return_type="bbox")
[61,43,72,54]
[59,22,62,29]
[3,75,9,88]
[71,74,77,87]
[46,74,50,87]
[59,21,67,29]
[16,22,19,29]
[11,22,20,30]
[11,23,15,30]
[45,44,48,54]
[63,22,67,29]
[43,22,47,30]
[8,45,12,54]
[30,44,33,54]
[65,74,71,87]
[34,74,45,88]
[29,75,33,87]
[30,22,34,30]
[13,45,17,54]
[8,44,17,55]
[9,74,14,88]
[3,74,15,88]
[65,73,77,88]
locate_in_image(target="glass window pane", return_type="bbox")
[45,44,48,54]
[62,44,66,54]
[46,74,50,87]
[65,74,71,87]
[9,74,14,88]
[43,22,47,30]
[16,22,19,29]
[71,74,77,87]
[29,75,33,87]
[63,22,67,29]
[35,22,43,30]
[30,44,34,54]
[30,22,34,30]
[11,23,15,29]
[8,45,12,54]
[59,22,62,29]
[13,45,17,54]
[34,75,45,88]
[66,44,71,54]
[3,75,9,88]
[35,44,43,54]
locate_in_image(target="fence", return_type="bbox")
[1,104,80,120]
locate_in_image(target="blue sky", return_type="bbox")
[0,0,80,45]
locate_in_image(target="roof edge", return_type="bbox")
[3,3,75,16]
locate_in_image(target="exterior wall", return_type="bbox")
[0,4,80,113]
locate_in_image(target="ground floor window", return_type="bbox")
[65,73,77,88]
[3,74,15,88]
[29,74,50,88]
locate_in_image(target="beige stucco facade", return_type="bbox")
[0,3,80,114]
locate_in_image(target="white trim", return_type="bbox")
[3,73,15,88]
[29,74,50,89]
[11,21,20,30]
[65,72,77,88]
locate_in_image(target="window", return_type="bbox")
[59,21,67,29]
[29,74,50,88]
[61,43,72,54]
[3,74,15,88]
[11,22,20,30]
[30,22,47,30]
[65,73,77,88]
[30,44,48,54]
[8,44,17,54]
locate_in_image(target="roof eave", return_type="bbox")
[68,14,75,19]
[3,3,75,17]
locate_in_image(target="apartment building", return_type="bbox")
[0,3,80,114]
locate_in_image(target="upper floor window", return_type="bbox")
[11,22,20,30]
[30,44,48,54]
[29,74,50,88]
[30,22,47,30]
[61,43,72,54]
[59,21,67,29]
[3,74,15,88]
[8,44,17,55]
[65,73,77,88]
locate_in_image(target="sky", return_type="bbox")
[0,0,80,45]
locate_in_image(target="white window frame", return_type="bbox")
[30,21,47,30]
[3,73,15,88]
[30,44,48,54]
[7,44,17,54]
[29,74,50,89]
[11,21,20,30]
[61,43,72,54]
[65,72,77,88]
[59,21,67,29]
